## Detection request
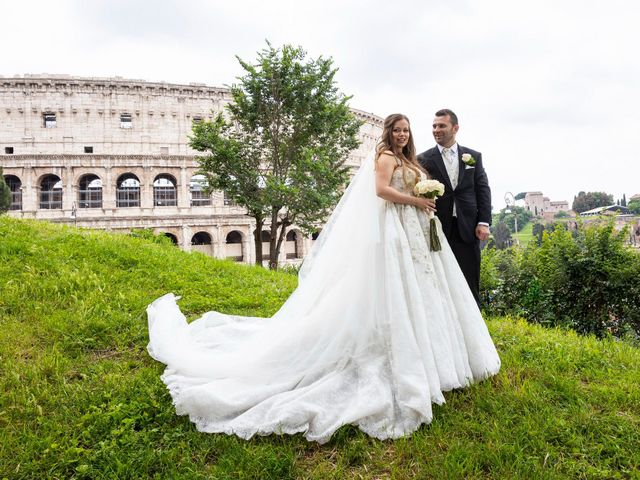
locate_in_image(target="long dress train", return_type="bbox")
[147,155,500,444]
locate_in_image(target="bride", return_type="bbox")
[147,113,501,444]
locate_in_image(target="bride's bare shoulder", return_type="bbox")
[377,150,400,166]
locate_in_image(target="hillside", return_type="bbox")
[0,217,638,479]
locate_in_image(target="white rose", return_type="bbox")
[461,153,476,165]
[414,181,430,195]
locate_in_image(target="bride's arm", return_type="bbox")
[375,153,435,211]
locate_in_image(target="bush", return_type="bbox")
[481,221,640,339]
[128,228,174,245]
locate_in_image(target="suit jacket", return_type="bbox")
[417,145,491,244]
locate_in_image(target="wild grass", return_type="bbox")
[512,221,534,245]
[1,217,638,479]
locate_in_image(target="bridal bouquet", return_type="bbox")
[413,179,445,251]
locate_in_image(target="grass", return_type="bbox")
[1,217,639,479]
[513,221,534,245]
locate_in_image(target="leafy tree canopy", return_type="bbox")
[514,192,527,201]
[572,191,614,213]
[491,221,512,249]
[627,199,640,214]
[493,205,533,233]
[190,42,362,269]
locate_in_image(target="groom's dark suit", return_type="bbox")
[417,145,491,304]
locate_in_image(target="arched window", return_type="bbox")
[4,175,22,210]
[163,233,178,245]
[225,230,244,261]
[190,175,211,206]
[116,174,140,208]
[153,174,177,207]
[285,230,300,259]
[39,174,63,209]
[191,231,212,245]
[226,231,243,243]
[78,174,102,208]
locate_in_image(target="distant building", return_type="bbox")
[580,205,631,216]
[1,74,383,264]
[523,191,569,216]
[547,200,570,213]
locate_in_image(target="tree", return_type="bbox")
[532,222,545,245]
[492,221,512,249]
[627,199,640,214]
[492,206,533,233]
[191,43,362,269]
[0,168,11,214]
[571,191,614,213]
[621,193,627,207]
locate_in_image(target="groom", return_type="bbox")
[418,109,491,305]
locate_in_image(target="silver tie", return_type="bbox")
[443,148,457,189]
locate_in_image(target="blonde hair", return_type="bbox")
[375,113,425,187]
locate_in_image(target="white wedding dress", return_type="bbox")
[147,155,500,444]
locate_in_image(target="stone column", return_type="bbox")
[178,166,189,209]
[245,226,254,265]
[214,224,224,258]
[181,224,192,252]
[141,167,154,210]
[103,166,116,210]
[63,165,74,211]
[23,166,37,213]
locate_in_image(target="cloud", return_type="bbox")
[1,0,639,206]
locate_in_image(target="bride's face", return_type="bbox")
[392,119,410,149]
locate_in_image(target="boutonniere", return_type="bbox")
[461,153,476,166]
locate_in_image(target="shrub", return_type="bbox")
[128,228,174,245]
[481,221,640,339]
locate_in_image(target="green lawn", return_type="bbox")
[513,221,534,245]
[1,217,639,479]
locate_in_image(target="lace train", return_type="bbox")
[147,159,500,443]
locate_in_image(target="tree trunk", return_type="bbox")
[274,222,288,269]
[269,209,280,270]
[253,217,264,267]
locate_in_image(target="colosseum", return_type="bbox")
[1,74,382,264]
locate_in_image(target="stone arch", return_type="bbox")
[116,173,141,208]
[225,230,244,261]
[162,232,178,245]
[3,174,22,210]
[39,174,63,209]
[191,230,213,256]
[153,174,177,207]
[191,231,212,245]
[285,228,304,259]
[78,174,103,209]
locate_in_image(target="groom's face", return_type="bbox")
[432,115,459,148]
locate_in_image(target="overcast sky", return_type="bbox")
[2,0,639,209]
